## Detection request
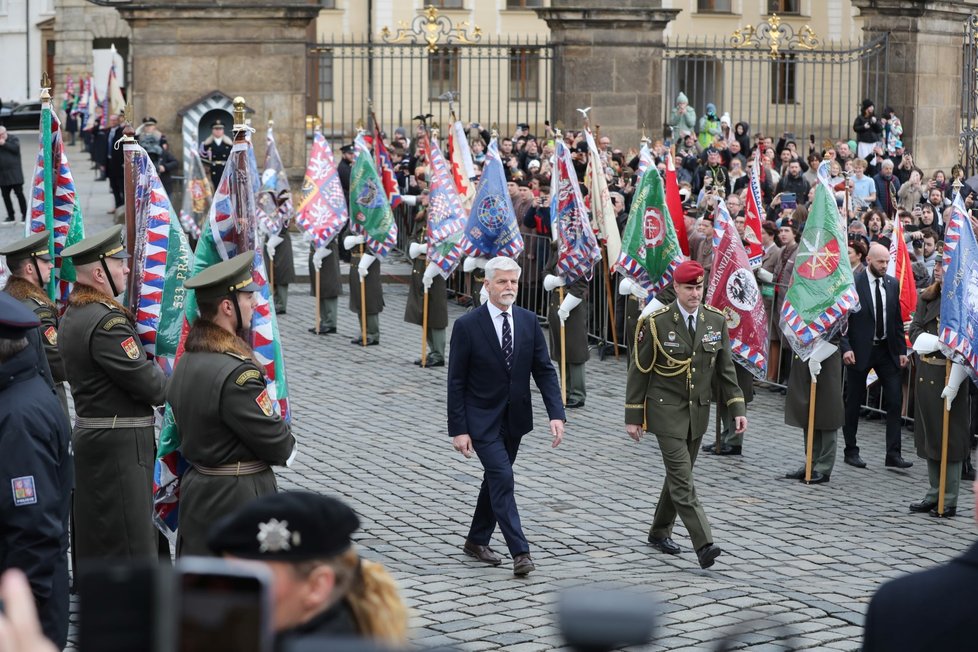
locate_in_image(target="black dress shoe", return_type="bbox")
[717,445,742,456]
[784,467,806,480]
[930,506,956,518]
[413,357,445,367]
[308,327,336,335]
[462,540,502,566]
[513,553,535,576]
[702,442,716,453]
[909,500,937,513]
[696,543,722,569]
[350,337,379,346]
[804,471,829,484]
[885,456,913,469]
[844,454,867,468]
[647,536,682,555]
[565,400,585,409]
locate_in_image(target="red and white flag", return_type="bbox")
[742,152,765,268]
[664,151,689,257]
[887,217,918,343]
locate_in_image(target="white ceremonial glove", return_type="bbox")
[756,268,774,283]
[343,234,365,250]
[463,256,488,273]
[312,246,331,271]
[265,233,284,261]
[408,242,426,260]
[808,340,838,381]
[400,194,419,207]
[912,333,941,355]
[543,274,566,292]
[639,298,667,320]
[557,293,583,323]
[422,262,440,291]
[618,278,636,296]
[480,285,490,304]
[942,363,969,410]
[358,253,376,280]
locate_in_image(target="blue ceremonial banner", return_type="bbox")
[460,138,523,259]
[939,194,978,376]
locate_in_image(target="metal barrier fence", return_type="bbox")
[961,15,978,175]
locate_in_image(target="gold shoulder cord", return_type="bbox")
[633,316,693,388]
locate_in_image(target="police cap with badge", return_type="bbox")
[61,225,131,296]
[207,492,360,560]
[0,293,41,339]
[0,231,51,279]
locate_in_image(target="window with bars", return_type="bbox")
[507,0,543,8]
[768,0,801,14]
[697,0,732,12]
[318,51,333,102]
[771,54,797,105]
[510,48,540,101]
[429,48,459,100]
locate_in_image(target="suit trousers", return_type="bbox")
[843,344,904,458]
[1,184,27,220]
[651,431,713,551]
[468,419,529,557]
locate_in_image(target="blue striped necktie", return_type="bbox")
[501,312,513,369]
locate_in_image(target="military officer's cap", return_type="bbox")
[674,260,705,285]
[207,492,360,561]
[0,231,52,264]
[184,252,260,301]
[340,144,354,154]
[142,116,157,125]
[61,225,130,266]
[0,293,40,339]
[212,120,225,129]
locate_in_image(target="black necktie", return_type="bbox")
[874,278,884,340]
[501,312,513,369]
[687,314,696,339]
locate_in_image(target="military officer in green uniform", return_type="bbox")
[168,253,296,556]
[543,246,590,408]
[308,238,341,335]
[405,192,448,366]
[343,234,383,345]
[0,231,69,416]
[907,255,970,517]
[624,260,746,569]
[59,225,167,568]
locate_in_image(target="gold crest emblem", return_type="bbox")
[120,336,140,360]
[255,389,274,417]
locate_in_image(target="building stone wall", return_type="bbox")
[54,0,129,90]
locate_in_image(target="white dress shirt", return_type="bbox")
[486,301,514,348]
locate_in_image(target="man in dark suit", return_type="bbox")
[862,482,978,651]
[448,256,566,576]
[841,242,912,469]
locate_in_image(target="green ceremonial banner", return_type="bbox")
[349,137,396,257]
[615,165,684,292]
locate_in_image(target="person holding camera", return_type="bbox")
[853,99,884,160]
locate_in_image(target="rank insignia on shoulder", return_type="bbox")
[11,476,37,506]
[121,336,140,360]
[102,316,128,331]
[256,389,274,416]
[44,326,58,345]
[236,369,261,386]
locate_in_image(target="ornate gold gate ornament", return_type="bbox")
[730,14,820,59]
[381,5,483,53]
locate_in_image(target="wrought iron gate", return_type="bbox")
[961,15,978,175]
[663,15,888,148]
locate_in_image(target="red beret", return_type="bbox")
[674,260,705,285]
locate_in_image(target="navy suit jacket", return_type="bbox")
[447,303,565,440]
[840,270,905,371]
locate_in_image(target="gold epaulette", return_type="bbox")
[704,304,725,316]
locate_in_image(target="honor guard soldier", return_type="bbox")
[208,492,408,647]
[783,338,843,484]
[0,295,73,649]
[405,191,448,366]
[624,260,746,569]
[343,234,384,345]
[201,120,233,189]
[0,231,69,416]
[168,253,296,556]
[308,238,341,335]
[543,245,590,408]
[59,225,167,568]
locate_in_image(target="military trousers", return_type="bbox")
[717,401,741,447]
[565,363,586,403]
[922,459,962,509]
[354,314,380,343]
[426,328,446,364]
[315,297,338,331]
[650,431,712,551]
[800,428,838,477]
[273,283,289,314]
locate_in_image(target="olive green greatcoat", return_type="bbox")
[265,225,296,286]
[547,275,590,365]
[307,239,341,299]
[348,248,384,314]
[58,284,167,566]
[167,320,295,556]
[784,345,845,430]
[404,215,448,329]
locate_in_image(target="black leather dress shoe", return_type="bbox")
[844,454,867,468]
[930,506,956,518]
[885,456,913,469]
[462,540,502,566]
[717,445,742,456]
[350,337,379,346]
[804,471,829,484]
[696,544,722,569]
[648,536,682,555]
[784,467,806,480]
[414,357,445,367]
[308,327,336,335]
[513,553,535,576]
[702,442,716,453]
[565,400,585,409]
[909,500,937,513]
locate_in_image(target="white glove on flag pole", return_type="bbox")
[618,278,647,299]
[807,340,838,381]
[358,253,376,280]
[266,233,284,261]
[558,293,582,323]
[912,333,941,355]
[422,262,440,291]
[463,256,488,273]
[942,362,969,410]
[343,234,365,250]
[312,246,331,271]
[409,242,426,260]
[543,274,566,292]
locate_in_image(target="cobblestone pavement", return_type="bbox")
[5,135,976,651]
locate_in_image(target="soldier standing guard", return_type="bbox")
[201,120,233,190]
[624,260,746,569]
[343,233,384,345]
[405,191,448,366]
[0,231,70,416]
[543,243,590,408]
[58,225,167,567]
[168,253,296,556]
[308,238,341,334]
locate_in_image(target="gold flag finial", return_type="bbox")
[40,72,51,101]
[268,111,274,128]
[355,118,365,132]
[233,96,247,126]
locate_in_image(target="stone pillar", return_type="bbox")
[534,0,679,147]
[110,1,321,176]
[55,1,130,94]
[852,0,978,170]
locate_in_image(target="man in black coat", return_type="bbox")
[0,127,26,223]
[104,115,125,211]
[840,242,911,469]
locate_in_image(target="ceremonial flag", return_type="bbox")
[779,161,859,357]
[178,148,211,241]
[636,141,654,181]
[551,138,601,283]
[74,76,89,122]
[939,194,978,374]
[742,152,766,268]
[584,127,622,268]
[295,129,348,248]
[256,123,293,235]
[448,119,477,209]
[29,104,85,304]
[106,61,125,118]
[370,111,402,208]
[64,75,75,104]
[83,78,99,131]
[424,132,466,277]
[664,151,690,256]
[886,216,917,341]
[615,163,683,294]
[708,198,768,378]
[461,137,523,258]
[349,134,398,258]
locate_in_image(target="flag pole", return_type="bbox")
[559,285,567,405]
[269,248,276,296]
[121,102,138,306]
[601,248,620,359]
[804,378,817,483]
[314,265,321,333]
[360,244,368,347]
[938,359,952,514]
[421,289,429,367]
[39,74,56,300]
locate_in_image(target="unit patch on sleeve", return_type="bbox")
[121,336,141,360]
[102,316,129,331]
[235,369,261,386]
[11,476,37,506]
[256,389,274,416]
[44,326,58,345]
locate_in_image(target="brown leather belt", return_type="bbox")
[74,415,155,429]
[192,461,269,477]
